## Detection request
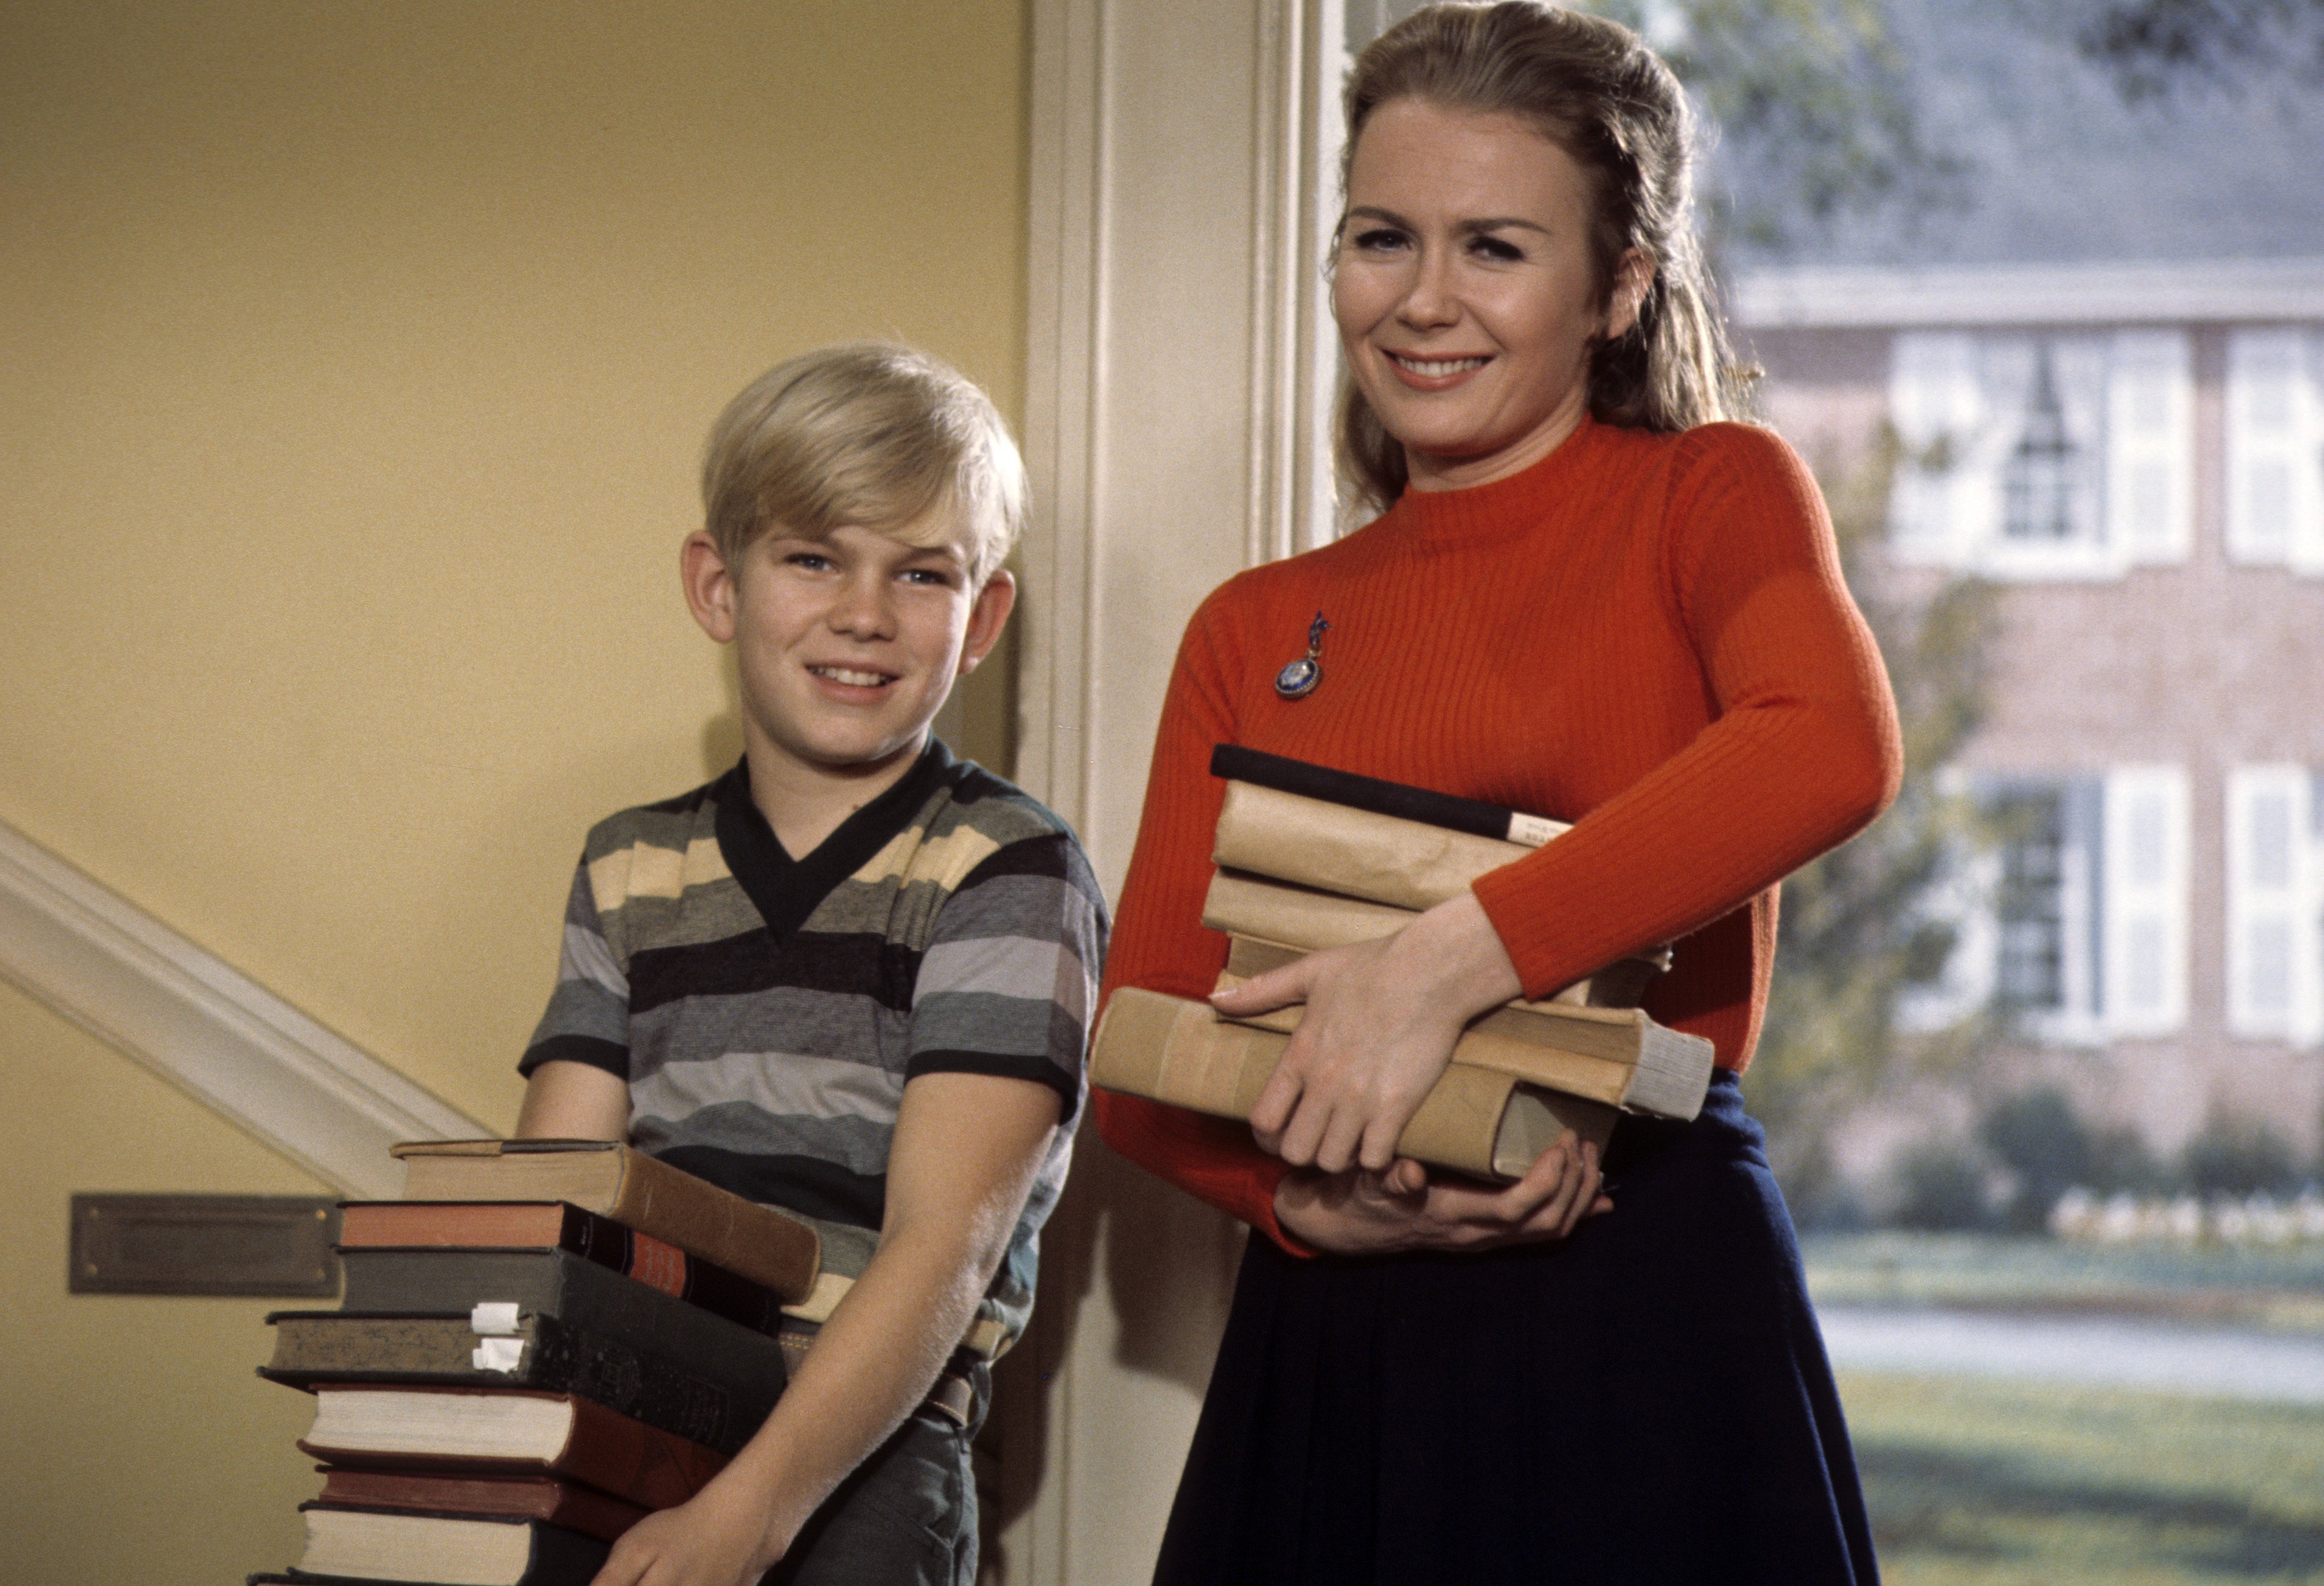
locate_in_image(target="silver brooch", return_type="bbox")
[1274,611,1329,700]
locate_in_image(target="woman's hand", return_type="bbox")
[1221,891,1524,1173]
[589,1470,790,1586]
[1273,1133,1610,1255]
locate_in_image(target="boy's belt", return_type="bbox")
[773,1324,980,1430]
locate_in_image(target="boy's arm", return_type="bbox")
[589,1070,1061,1586]
[513,1059,630,1140]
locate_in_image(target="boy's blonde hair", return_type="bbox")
[701,343,1026,584]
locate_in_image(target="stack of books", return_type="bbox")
[1091,748,1718,1180]
[250,1140,820,1586]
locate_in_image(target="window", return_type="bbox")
[2225,328,2324,573]
[1889,330,2194,578]
[2226,765,2324,1043]
[1905,769,2185,1042]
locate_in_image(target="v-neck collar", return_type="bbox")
[712,739,956,939]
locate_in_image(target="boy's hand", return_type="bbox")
[588,1472,789,1586]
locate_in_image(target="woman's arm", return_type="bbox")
[1225,427,1901,1184]
[586,1074,1061,1586]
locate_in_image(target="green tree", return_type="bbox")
[2073,0,2324,99]
[1744,444,2001,1208]
[1584,0,1965,247]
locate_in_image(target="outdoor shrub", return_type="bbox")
[2181,1112,2301,1197]
[1978,1087,2091,1231]
[1889,1142,1996,1230]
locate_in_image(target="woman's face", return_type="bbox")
[1333,97,1644,493]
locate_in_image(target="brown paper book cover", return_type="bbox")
[386,1140,818,1304]
[1091,988,1614,1180]
[1203,872,1670,1011]
[1215,947,1711,1120]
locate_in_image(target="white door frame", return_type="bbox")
[997,1,1347,1580]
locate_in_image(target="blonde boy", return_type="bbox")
[515,345,1106,1586]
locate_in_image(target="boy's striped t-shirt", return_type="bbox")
[520,740,1106,1358]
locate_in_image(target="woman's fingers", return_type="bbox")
[1248,1059,1302,1143]
[1208,954,1316,1015]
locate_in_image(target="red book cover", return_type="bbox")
[312,1469,649,1543]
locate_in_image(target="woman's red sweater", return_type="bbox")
[1091,418,1903,1252]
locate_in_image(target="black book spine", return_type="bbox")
[553,1205,785,1335]
[1210,744,1541,844]
[259,1309,774,1456]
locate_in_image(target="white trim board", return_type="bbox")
[1734,258,2324,331]
[0,818,486,1198]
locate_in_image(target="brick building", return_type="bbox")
[1736,260,2324,1170]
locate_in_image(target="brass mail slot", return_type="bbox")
[70,1194,342,1297]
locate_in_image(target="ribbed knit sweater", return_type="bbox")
[1093,418,1903,1251]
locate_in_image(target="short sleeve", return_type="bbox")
[517,859,633,1079]
[904,830,1109,1125]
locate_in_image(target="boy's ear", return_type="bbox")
[680,531,739,643]
[956,569,1016,677]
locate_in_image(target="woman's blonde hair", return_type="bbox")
[702,343,1025,583]
[1336,1,1748,514]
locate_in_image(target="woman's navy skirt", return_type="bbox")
[1151,1072,1880,1586]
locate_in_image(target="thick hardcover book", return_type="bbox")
[336,1249,790,1369]
[338,1203,785,1335]
[299,1383,725,1511]
[261,1309,780,1458]
[312,1469,646,1544]
[386,1140,819,1305]
[1091,988,1615,1179]
[285,1506,608,1586]
[1219,939,1711,1120]
[1211,745,1567,847]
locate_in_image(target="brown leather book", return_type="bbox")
[387,1140,819,1304]
[338,1201,786,1335]
[1091,988,1615,1180]
[297,1384,726,1511]
[313,1468,648,1542]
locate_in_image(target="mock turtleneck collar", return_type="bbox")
[1377,416,1609,547]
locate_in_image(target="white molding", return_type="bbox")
[1734,257,2324,331]
[0,819,487,1197]
[1005,2,1317,1584]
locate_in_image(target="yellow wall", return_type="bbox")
[0,3,1028,1579]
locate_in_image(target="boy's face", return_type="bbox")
[682,513,1015,787]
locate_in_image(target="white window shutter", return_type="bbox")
[2106,330,2194,565]
[1888,332,1987,568]
[2103,765,2189,1037]
[2226,328,2324,569]
[2226,765,2324,1043]
[1895,793,1999,1034]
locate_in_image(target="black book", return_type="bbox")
[1210,744,1559,847]
[261,1301,782,1457]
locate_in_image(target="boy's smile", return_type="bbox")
[682,517,1015,849]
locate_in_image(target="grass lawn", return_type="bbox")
[1840,1371,2324,1585]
